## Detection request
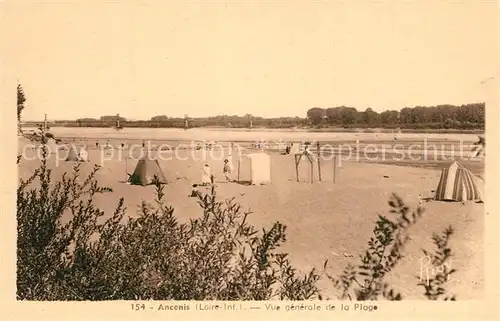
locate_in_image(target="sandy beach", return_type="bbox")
[18,131,485,300]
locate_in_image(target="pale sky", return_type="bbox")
[3,0,498,120]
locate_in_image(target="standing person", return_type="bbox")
[470,135,485,158]
[202,164,212,185]
[223,159,232,182]
[189,184,201,197]
[304,142,312,155]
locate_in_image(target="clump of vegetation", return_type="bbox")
[17,84,26,136]
[325,195,456,300]
[417,226,456,300]
[21,125,53,144]
[17,148,320,300]
[17,150,457,301]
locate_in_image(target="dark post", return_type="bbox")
[310,160,314,183]
[125,157,128,182]
[333,156,337,183]
[317,142,322,181]
[294,154,300,182]
[237,160,241,183]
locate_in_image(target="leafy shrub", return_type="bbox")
[17,149,321,300]
[22,126,52,144]
[417,226,456,300]
[325,195,455,300]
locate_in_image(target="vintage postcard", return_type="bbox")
[1,0,499,320]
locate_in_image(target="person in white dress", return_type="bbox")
[202,164,212,185]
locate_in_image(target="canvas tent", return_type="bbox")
[238,152,271,185]
[66,146,88,162]
[290,143,301,154]
[434,161,483,202]
[129,156,167,186]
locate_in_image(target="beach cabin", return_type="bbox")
[434,161,483,202]
[290,142,301,154]
[238,152,271,185]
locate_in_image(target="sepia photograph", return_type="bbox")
[2,0,499,318]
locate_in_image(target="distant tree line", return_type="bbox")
[64,114,306,129]
[23,103,484,130]
[306,103,485,129]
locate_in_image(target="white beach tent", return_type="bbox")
[237,152,271,185]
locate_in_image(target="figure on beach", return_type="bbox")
[223,159,232,182]
[470,135,485,158]
[202,164,212,185]
[304,142,312,156]
[189,184,201,197]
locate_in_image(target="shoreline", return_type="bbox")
[21,125,484,135]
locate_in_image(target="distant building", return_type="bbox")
[100,115,127,122]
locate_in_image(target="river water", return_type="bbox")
[47,127,479,143]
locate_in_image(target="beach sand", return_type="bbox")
[17,136,485,300]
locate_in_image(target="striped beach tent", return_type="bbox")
[434,161,482,202]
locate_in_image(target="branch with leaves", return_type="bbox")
[417,226,456,300]
[17,84,27,135]
[325,194,457,301]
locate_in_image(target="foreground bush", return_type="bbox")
[17,147,456,300]
[325,195,456,300]
[17,147,320,300]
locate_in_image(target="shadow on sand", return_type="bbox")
[235,180,252,186]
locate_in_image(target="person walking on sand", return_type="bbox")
[470,135,485,159]
[202,164,212,185]
[304,142,312,156]
[223,159,232,182]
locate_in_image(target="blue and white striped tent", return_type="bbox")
[434,161,483,202]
